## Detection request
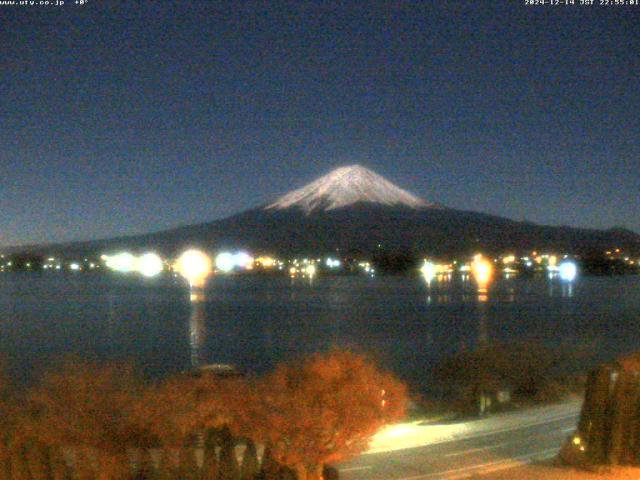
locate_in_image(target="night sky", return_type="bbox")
[2,1,639,247]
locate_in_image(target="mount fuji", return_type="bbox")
[265,165,436,213]
[19,165,640,259]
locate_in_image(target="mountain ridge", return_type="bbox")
[3,166,640,258]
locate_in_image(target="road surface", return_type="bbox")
[338,400,581,480]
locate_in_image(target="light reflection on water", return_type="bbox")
[189,289,206,368]
[0,272,638,391]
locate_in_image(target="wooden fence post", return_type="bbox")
[576,353,640,466]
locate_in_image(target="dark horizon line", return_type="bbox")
[3,201,638,253]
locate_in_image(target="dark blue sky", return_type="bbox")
[2,1,638,247]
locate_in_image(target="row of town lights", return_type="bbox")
[103,252,163,278]
[103,250,212,286]
[103,249,582,287]
[104,250,321,281]
[421,256,578,285]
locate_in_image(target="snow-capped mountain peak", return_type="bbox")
[266,165,435,213]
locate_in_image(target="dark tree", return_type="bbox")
[176,448,199,480]
[240,440,259,480]
[257,445,280,480]
[570,352,640,466]
[202,430,219,480]
[217,427,239,480]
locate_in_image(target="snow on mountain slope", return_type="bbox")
[266,165,435,213]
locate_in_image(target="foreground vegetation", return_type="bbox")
[0,349,407,480]
[427,340,589,417]
[0,340,591,479]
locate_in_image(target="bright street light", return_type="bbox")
[176,249,212,288]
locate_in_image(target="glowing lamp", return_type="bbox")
[105,252,136,273]
[502,255,516,265]
[420,261,437,284]
[559,261,577,282]
[137,253,163,278]
[176,249,212,288]
[325,258,341,268]
[257,256,276,268]
[215,252,235,273]
[306,264,317,277]
[233,252,253,270]
[471,256,493,286]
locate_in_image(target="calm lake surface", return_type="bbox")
[1,273,639,391]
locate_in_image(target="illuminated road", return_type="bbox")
[338,401,581,480]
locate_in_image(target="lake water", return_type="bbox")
[1,272,639,391]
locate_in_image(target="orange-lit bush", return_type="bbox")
[248,349,407,480]
[136,371,251,448]
[0,349,408,480]
[24,360,151,480]
[0,365,15,480]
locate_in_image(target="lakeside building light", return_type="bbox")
[471,255,493,286]
[437,264,454,274]
[420,261,437,284]
[105,252,136,273]
[215,251,254,272]
[325,258,341,268]
[559,260,577,282]
[215,252,235,273]
[136,253,163,278]
[256,256,276,268]
[358,261,374,274]
[233,251,253,270]
[305,264,317,278]
[176,249,212,288]
[502,255,516,264]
